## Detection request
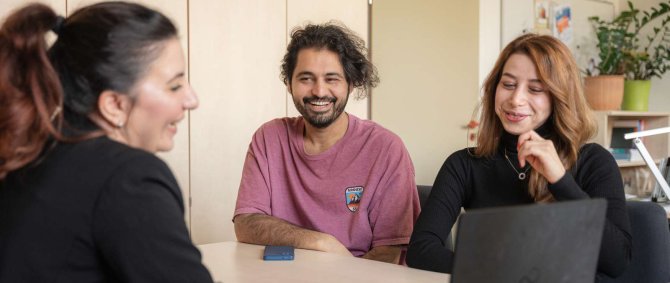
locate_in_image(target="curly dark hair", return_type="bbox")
[280,22,379,99]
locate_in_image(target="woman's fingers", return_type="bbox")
[517,132,566,183]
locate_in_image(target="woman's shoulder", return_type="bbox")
[579,143,609,154]
[578,143,615,163]
[73,137,163,163]
[55,137,172,179]
[438,147,485,171]
[445,147,484,163]
[68,138,179,198]
[7,137,177,206]
[575,143,618,172]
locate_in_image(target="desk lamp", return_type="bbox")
[624,127,670,201]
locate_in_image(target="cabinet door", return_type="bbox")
[1,0,66,19]
[286,0,370,119]
[0,0,66,53]
[67,0,192,226]
[0,0,67,53]
[189,0,287,244]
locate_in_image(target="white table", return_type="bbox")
[198,242,450,283]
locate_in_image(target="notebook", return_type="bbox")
[451,199,607,283]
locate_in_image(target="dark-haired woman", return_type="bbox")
[406,34,631,279]
[0,2,212,282]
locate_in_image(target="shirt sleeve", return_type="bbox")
[367,136,421,248]
[548,144,632,278]
[92,154,213,283]
[406,150,468,273]
[234,126,273,218]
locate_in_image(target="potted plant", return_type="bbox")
[585,7,633,110]
[620,1,670,111]
[589,1,670,111]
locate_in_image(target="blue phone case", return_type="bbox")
[263,245,295,261]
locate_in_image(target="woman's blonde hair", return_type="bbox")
[475,33,596,202]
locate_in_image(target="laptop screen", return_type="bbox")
[451,199,607,283]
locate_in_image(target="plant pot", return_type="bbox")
[622,80,651,111]
[583,75,624,110]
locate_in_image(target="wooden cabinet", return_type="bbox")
[0,0,66,19]
[188,0,288,244]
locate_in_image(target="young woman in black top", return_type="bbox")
[406,34,631,279]
[0,2,212,282]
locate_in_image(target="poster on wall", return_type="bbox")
[534,0,550,31]
[553,4,573,45]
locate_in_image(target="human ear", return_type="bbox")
[97,90,131,128]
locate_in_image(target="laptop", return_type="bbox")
[451,199,607,283]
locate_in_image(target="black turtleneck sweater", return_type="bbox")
[406,129,632,278]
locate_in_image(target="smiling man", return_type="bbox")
[233,23,420,264]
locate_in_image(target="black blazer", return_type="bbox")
[0,137,212,282]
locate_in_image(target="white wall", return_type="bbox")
[501,0,618,72]
[371,0,480,186]
[480,0,501,92]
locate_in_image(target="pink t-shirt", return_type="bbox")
[234,114,420,256]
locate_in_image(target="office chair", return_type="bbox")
[417,185,432,208]
[416,185,454,250]
[600,201,670,283]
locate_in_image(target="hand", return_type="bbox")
[517,130,566,184]
[316,234,353,256]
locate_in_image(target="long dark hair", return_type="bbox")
[0,2,177,179]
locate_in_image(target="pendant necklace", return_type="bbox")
[504,148,531,180]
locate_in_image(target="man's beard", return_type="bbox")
[294,94,348,129]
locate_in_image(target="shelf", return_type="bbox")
[597,110,670,117]
[616,159,664,167]
[591,111,670,169]
[616,160,648,167]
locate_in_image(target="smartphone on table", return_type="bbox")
[263,245,295,261]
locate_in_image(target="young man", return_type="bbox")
[233,23,419,264]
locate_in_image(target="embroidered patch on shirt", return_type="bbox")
[345,186,364,212]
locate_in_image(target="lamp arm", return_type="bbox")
[624,126,670,139]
